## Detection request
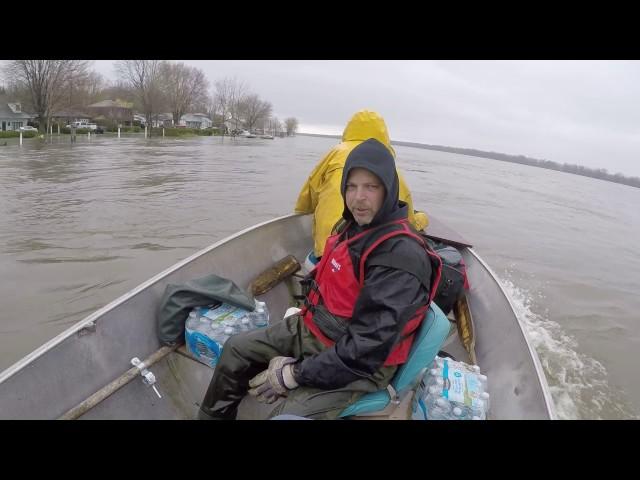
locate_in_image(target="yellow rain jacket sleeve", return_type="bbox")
[295,110,428,257]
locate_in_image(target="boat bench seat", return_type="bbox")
[338,302,451,419]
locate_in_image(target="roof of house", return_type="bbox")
[182,113,212,121]
[88,100,133,109]
[0,103,34,119]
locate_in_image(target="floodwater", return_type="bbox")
[1,133,638,419]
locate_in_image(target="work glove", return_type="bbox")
[248,356,299,404]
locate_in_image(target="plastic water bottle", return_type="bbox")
[185,310,220,368]
[185,311,207,337]
[425,392,470,420]
[473,391,490,419]
[426,374,445,392]
[238,316,253,332]
[477,374,488,392]
[250,300,269,328]
[413,356,492,420]
[428,367,444,379]
[467,364,481,374]
[186,310,198,330]
[452,406,467,419]
[425,387,452,420]
[215,326,236,345]
[197,317,210,333]
[431,356,446,369]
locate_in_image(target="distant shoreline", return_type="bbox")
[297,132,640,190]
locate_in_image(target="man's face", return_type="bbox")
[345,167,385,226]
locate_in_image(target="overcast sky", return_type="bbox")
[92,60,640,177]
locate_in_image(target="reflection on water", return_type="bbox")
[1,134,640,419]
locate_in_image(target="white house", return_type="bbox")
[133,113,177,128]
[180,113,213,129]
[154,113,174,127]
[0,103,35,131]
[133,114,147,126]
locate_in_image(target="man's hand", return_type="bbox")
[248,356,299,404]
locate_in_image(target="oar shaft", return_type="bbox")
[58,345,177,420]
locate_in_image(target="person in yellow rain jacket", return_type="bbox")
[294,109,429,261]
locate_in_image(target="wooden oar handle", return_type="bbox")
[249,255,301,296]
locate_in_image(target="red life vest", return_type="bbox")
[302,218,442,366]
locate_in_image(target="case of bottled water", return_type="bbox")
[411,355,491,420]
[184,299,270,368]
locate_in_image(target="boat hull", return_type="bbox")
[0,214,555,419]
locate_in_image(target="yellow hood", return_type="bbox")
[342,110,395,155]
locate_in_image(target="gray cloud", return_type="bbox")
[91,60,640,177]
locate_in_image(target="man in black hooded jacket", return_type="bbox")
[199,138,439,420]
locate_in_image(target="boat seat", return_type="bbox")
[338,302,451,419]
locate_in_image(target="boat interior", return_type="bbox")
[74,266,471,420]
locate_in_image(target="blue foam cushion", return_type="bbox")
[339,302,451,418]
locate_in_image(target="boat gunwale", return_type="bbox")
[466,247,557,419]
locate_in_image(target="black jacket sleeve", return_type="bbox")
[295,239,431,389]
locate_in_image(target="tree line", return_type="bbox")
[394,142,640,190]
[0,60,299,137]
[299,133,640,190]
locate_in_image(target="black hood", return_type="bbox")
[340,138,407,228]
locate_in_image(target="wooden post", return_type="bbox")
[145,125,148,138]
[57,124,60,135]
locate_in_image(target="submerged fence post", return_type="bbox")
[118,126,121,138]
[88,131,91,140]
[19,131,23,146]
[162,127,165,137]
[145,126,148,138]
[57,124,60,135]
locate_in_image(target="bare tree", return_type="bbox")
[62,70,105,109]
[284,117,299,136]
[98,80,137,105]
[191,91,212,117]
[160,62,209,125]
[205,95,218,123]
[268,116,282,136]
[227,78,249,132]
[83,71,105,103]
[212,79,231,130]
[2,60,91,132]
[115,60,163,132]
[211,77,248,134]
[241,94,272,132]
